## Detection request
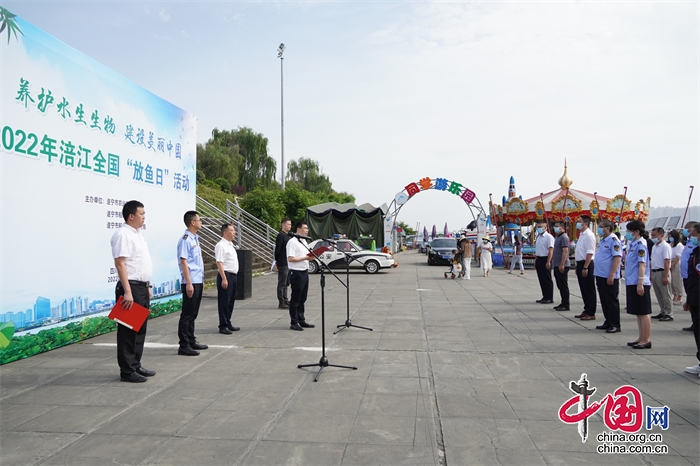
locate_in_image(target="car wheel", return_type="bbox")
[308,260,319,274]
[364,260,379,274]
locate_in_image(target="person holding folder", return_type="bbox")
[110,200,155,383]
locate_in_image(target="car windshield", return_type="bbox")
[431,238,457,249]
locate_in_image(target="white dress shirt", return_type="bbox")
[286,237,310,271]
[110,224,153,281]
[215,238,239,273]
[536,232,555,257]
[575,228,596,262]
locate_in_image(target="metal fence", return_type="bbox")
[195,196,277,266]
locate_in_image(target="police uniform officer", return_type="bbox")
[110,200,156,383]
[624,220,652,349]
[680,222,698,332]
[593,221,622,333]
[177,210,208,356]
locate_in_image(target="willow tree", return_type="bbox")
[286,157,333,194]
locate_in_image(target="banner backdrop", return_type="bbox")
[0,16,197,345]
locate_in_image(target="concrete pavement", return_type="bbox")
[1,251,698,465]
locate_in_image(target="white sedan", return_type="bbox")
[306,239,396,274]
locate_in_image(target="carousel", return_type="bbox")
[491,161,651,267]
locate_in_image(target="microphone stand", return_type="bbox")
[329,239,373,334]
[296,239,357,382]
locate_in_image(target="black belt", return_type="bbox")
[127,280,150,287]
[291,269,308,273]
[651,268,664,272]
[225,271,237,275]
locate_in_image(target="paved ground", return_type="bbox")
[1,251,698,466]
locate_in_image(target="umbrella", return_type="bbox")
[423,227,428,242]
[431,225,437,239]
[444,222,449,237]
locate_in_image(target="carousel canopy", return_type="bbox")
[493,161,650,225]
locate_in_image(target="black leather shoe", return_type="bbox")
[299,322,315,328]
[631,342,652,349]
[540,299,554,304]
[627,341,639,346]
[135,367,156,377]
[536,298,545,303]
[553,305,570,311]
[228,325,240,331]
[651,313,664,319]
[219,327,232,335]
[191,341,208,350]
[121,372,147,383]
[683,326,694,332]
[279,303,289,309]
[290,323,303,331]
[659,315,674,322]
[575,313,586,319]
[606,327,621,333]
[596,324,611,330]
[178,347,200,356]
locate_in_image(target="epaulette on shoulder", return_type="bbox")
[183,234,189,240]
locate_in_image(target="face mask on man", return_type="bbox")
[536,227,543,235]
[651,237,659,244]
[553,227,561,234]
[597,227,604,236]
[576,222,583,230]
[682,229,690,237]
[690,236,700,246]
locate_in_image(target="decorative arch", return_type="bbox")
[383,177,487,252]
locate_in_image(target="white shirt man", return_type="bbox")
[110,200,155,383]
[215,223,240,334]
[574,216,597,319]
[650,228,673,320]
[535,223,555,303]
[286,223,314,330]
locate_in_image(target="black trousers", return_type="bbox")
[179,283,203,347]
[690,305,700,363]
[115,281,149,375]
[553,267,570,306]
[596,276,620,328]
[576,261,597,315]
[277,265,289,304]
[288,269,309,325]
[535,257,553,300]
[217,272,237,329]
[684,278,697,331]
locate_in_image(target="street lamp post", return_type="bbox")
[277,43,285,189]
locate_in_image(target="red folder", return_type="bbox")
[306,246,331,259]
[108,297,150,332]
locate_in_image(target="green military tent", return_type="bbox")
[305,202,387,246]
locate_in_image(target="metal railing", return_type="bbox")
[225,199,278,245]
[195,196,277,266]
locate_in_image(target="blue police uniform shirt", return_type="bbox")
[594,234,622,279]
[680,242,697,279]
[178,230,204,284]
[625,238,651,286]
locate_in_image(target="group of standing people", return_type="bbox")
[456,236,494,279]
[532,215,700,372]
[110,202,241,383]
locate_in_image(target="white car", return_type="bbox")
[306,239,396,274]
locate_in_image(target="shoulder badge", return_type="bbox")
[638,249,645,257]
[183,234,189,240]
[613,244,620,251]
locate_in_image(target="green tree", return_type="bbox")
[398,221,416,235]
[234,127,276,191]
[196,132,240,190]
[240,188,285,228]
[286,158,333,193]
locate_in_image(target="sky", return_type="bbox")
[5,0,699,232]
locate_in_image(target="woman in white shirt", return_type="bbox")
[479,237,494,277]
[669,230,684,304]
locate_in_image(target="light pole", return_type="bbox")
[277,43,285,189]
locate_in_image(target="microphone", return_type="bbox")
[290,232,312,241]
